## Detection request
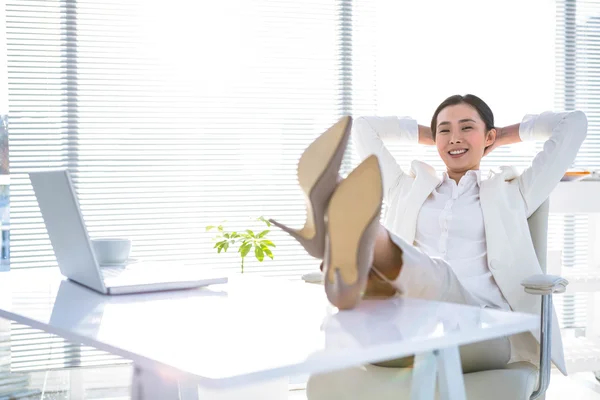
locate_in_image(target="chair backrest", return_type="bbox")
[527,199,550,274]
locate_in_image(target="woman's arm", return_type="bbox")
[352,116,423,201]
[496,124,522,146]
[483,124,522,156]
[517,111,588,217]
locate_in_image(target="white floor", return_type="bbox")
[11,366,600,399]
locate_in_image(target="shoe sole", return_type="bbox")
[297,116,352,239]
[326,155,383,286]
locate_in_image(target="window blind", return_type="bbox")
[361,0,598,331]
[5,0,377,375]
[7,0,377,277]
[4,0,600,377]
[552,0,600,330]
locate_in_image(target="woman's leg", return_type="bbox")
[370,223,480,306]
[367,223,511,371]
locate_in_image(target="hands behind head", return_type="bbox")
[483,142,498,157]
[483,127,502,157]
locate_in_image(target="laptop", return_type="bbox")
[29,169,228,295]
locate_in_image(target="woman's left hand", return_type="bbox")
[483,130,501,157]
[483,124,522,157]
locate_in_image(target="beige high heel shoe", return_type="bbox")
[269,116,352,259]
[322,155,383,310]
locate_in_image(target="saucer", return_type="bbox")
[302,271,324,284]
[99,258,140,267]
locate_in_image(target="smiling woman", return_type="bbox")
[345,91,589,377]
[427,94,522,183]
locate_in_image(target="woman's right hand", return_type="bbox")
[418,125,435,145]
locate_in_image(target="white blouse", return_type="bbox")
[415,169,511,310]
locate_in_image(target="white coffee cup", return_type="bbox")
[92,238,132,265]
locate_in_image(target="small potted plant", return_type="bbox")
[206,216,276,273]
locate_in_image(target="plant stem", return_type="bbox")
[241,257,244,274]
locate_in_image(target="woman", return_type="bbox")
[270,94,587,374]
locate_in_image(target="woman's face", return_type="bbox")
[435,103,495,174]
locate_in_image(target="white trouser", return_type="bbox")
[377,232,512,372]
[306,232,514,400]
[388,232,481,307]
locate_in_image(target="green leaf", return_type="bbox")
[240,243,252,258]
[223,233,230,239]
[255,246,264,262]
[261,240,276,248]
[262,246,274,260]
[206,225,215,231]
[246,229,255,237]
[214,240,232,254]
[218,225,224,232]
[257,230,270,238]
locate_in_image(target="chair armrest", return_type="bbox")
[521,274,568,399]
[521,274,569,295]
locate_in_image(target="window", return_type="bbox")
[552,0,600,331]
[3,0,378,377]
[367,0,600,331]
[7,0,376,276]
[4,0,600,377]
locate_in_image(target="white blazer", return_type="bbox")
[352,110,588,375]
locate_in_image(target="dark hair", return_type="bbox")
[430,94,495,140]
